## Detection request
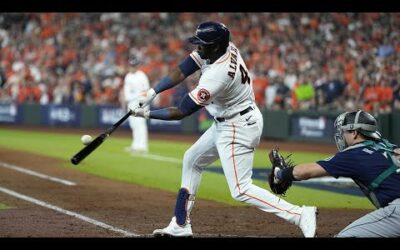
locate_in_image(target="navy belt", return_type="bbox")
[215,106,254,122]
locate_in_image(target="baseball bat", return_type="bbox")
[70,109,133,165]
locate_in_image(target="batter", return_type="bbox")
[131,21,317,238]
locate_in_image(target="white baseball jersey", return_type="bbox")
[188,42,256,119]
[123,70,150,153]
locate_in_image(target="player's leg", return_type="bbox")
[336,199,400,237]
[216,110,307,230]
[181,123,219,195]
[153,124,219,237]
[131,116,148,153]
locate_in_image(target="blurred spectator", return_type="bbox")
[272,78,291,109]
[361,76,380,113]
[393,77,400,110]
[292,76,315,110]
[252,77,268,107]
[0,65,6,89]
[377,76,393,113]
[317,70,346,110]
[264,73,278,109]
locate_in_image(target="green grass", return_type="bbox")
[0,203,11,210]
[0,128,373,209]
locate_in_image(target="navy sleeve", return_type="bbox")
[149,94,202,120]
[317,151,359,178]
[178,56,200,77]
[153,76,174,94]
[178,94,202,116]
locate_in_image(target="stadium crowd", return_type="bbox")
[0,13,399,114]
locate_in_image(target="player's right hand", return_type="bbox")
[138,88,157,108]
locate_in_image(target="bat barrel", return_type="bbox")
[70,109,132,165]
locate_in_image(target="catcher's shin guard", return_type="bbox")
[174,188,195,225]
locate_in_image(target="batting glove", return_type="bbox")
[138,88,157,108]
[131,107,150,119]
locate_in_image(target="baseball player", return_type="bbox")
[273,110,400,237]
[123,56,150,154]
[131,21,317,237]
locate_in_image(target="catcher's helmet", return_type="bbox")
[188,21,230,46]
[334,110,381,151]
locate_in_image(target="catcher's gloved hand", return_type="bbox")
[268,148,294,195]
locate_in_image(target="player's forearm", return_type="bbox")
[149,107,186,120]
[135,93,202,120]
[276,163,328,183]
[292,163,329,180]
[153,68,186,94]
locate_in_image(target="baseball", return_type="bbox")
[81,134,92,145]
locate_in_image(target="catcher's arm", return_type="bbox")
[269,153,329,195]
[290,163,329,180]
[270,148,358,196]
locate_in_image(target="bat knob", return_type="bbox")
[71,157,80,165]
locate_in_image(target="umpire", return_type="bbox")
[274,110,400,237]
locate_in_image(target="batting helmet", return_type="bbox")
[334,110,381,151]
[188,21,230,46]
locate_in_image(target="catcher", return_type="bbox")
[269,110,400,237]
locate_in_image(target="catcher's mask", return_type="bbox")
[334,110,381,152]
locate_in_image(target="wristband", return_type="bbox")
[279,167,298,181]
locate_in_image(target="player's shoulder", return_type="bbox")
[137,70,148,77]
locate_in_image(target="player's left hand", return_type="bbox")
[131,107,149,119]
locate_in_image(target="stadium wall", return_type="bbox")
[0,103,398,145]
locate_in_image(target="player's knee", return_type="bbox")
[230,188,248,202]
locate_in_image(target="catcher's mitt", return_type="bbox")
[268,148,295,195]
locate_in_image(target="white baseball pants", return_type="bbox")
[128,116,148,153]
[181,107,303,225]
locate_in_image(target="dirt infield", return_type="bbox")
[0,126,371,237]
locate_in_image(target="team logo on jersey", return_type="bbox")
[197,88,210,103]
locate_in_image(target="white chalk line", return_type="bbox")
[302,176,356,185]
[130,153,182,164]
[0,186,140,237]
[0,161,76,186]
